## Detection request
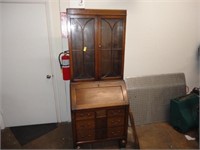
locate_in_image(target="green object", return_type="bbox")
[170,93,199,133]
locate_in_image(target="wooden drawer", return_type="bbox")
[96,128,106,139]
[77,129,95,141]
[76,120,95,130]
[75,111,95,120]
[107,127,124,138]
[96,117,107,129]
[96,109,106,118]
[108,108,125,117]
[107,116,124,127]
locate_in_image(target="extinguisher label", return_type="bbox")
[62,60,69,66]
[62,65,70,68]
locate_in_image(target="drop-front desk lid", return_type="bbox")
[70,80,129,110]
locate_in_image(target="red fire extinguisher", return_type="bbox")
[59,51,70,80]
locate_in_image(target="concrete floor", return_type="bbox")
[136,122,199,149]
[1,122,199,149]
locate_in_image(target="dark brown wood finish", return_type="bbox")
[99,16,126,80]
[70,80,129,110]
[67,15,97,81]
[70,80,129,148]
[67,9,129,148]
[67,8,126,16]
[67,9,126,81]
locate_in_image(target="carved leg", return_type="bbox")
[76,145,81,149]
[119,139,126,148]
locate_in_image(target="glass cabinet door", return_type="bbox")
[69,17,96,81]
[99,17,125,79]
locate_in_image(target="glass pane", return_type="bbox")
[101,50,122,78]
[70,18,95,80]
[100,18,124,78]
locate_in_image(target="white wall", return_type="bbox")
[0,3,1,96]
[198,1,200,44]
[46,0,71,122]
[70,0,199,90]
[0,2,5,129]
[198,0,200,85]
[125,0,199,91]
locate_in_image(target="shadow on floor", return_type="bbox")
[1,122,199,149]
[10,123,57,145]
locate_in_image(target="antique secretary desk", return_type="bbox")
[67,8,129,148]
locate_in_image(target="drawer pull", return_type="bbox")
[112,111,121,115]
[80,113,91,117]
[108,109,125,117]
[76,112,94,120]
[112,119,121,123]
[111,131,118,136]
[112,131,120,134]
[80,124,91,128]
[81,133,92,138]
[81,123,91,127]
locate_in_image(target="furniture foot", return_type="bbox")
[119,139,126,148]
